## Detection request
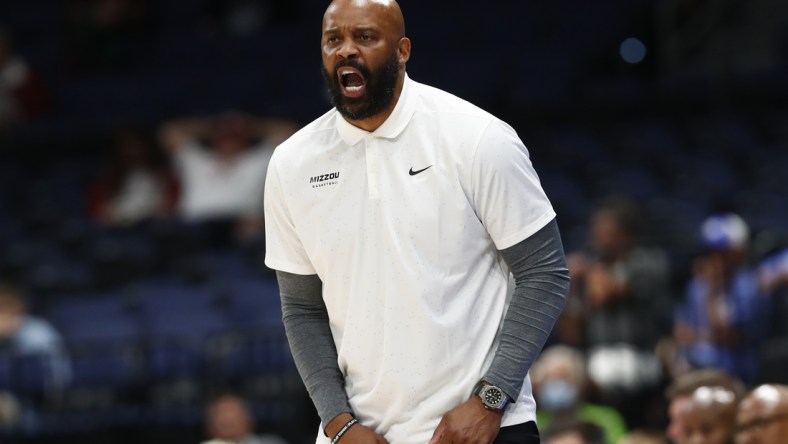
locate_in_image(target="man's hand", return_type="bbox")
[325,413,389,444]
[339,424,389,444]
[428,397,502,444]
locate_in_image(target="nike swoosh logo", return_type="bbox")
[409,165,433,176]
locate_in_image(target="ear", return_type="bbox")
[397,37,411,65]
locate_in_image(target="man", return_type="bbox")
[158,111,297,222]
[735,384,788,444]
[542,420,606,444]
[0,283,71,391]
[680,386,740,444]
[202,394,289,444]
[531,346,627,444]
[264,1,569,443]
[673,213,770,383]
[664,368,745,443]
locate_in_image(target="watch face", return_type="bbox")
[483,386,503,407]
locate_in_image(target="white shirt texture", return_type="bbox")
[175,142,274,220]
[264,76,555,444]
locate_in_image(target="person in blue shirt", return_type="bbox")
[673,213,770,383]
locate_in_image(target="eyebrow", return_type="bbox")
[323,26,380,35]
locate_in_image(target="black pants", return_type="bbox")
[494,421,540,444]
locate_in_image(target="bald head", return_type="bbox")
[682,386,739,444]
[324,0,405,40]
[735,385,788,444]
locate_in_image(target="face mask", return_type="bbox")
[538,380,579,411]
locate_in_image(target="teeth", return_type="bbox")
[346,85,363,92]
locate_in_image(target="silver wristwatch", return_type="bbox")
[472,381,511,412]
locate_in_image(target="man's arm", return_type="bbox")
[276,271,389,442]
[275,271,351,427]
[484,217,570,397]
[430,218,569,444]
[157,118,213,152]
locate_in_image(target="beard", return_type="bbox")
[321,50,400,121]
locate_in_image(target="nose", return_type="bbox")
[336,40,359,59]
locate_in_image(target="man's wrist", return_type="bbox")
[325,412,355,438]
[472,380,513,412]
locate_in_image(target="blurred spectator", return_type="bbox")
[63,0,153,75]
[532,345,628,444]
[757,247,788,295]
[88,126,179,227]
[664,368,745,444]
[757,247,788,338]
[0,392,20,429]
[681,386,740,444]
[565,197,671,414]
[158,112,297,246]
[673,213,770,382]
[0,283,71,390]
[543,419,606,444]
[0,283,71,432]
[619,430,668,444]
[0,28,50,129]
[202,394,288,444]
[735,384,788,444]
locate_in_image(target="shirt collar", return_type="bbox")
[335,74,416,146]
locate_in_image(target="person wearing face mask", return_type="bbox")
[531,346,627,444]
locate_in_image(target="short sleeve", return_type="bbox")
[263,153,317,275]
[471,120,556,250]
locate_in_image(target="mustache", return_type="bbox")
[331,59,372,79]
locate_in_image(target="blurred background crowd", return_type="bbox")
[0,0,787,443]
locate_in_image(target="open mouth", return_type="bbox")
[337,67,367,98]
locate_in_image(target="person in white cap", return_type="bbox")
[673,213,769,382]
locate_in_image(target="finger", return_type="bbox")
[428,423,444,444]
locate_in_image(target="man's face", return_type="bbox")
[0,299,23,339]
[735,395,788,444]
[207,398,251,441]
[546,431,584,444]
[683,406,734,444]
[320,1,405,121]
[668,396,691,443]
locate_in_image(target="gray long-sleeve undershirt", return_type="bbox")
[275,217,569,427]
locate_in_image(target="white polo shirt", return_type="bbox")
[264,75,555,444]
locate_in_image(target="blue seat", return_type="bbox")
[48,293,143,389]
[132,281,229,380]
[211,329,294,380]
[223,278,283,328]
